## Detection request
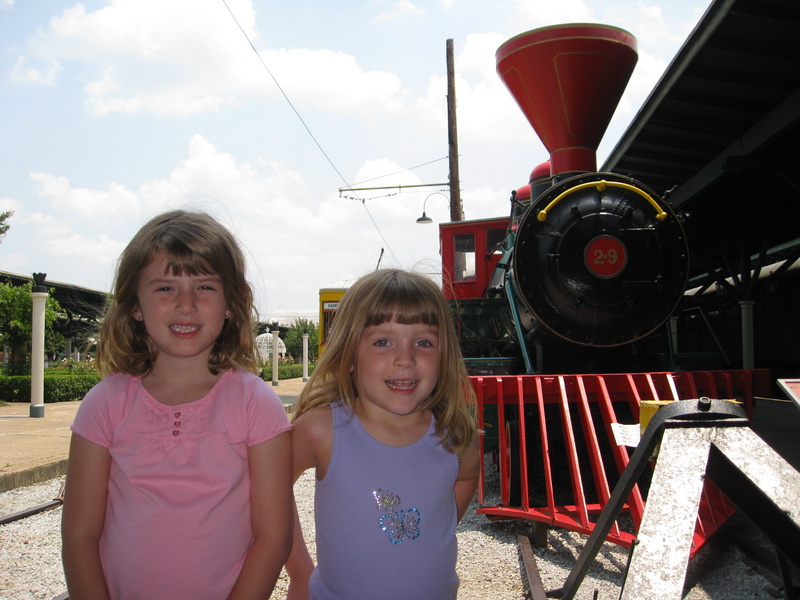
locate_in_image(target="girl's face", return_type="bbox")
[132,253,228,367]
[353,319,440,420]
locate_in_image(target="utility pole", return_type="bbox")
[338,40,463,223]
[446,38,463,222]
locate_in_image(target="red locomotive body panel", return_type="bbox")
[440,217,509,301]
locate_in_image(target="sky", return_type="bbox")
[0,0,712,324]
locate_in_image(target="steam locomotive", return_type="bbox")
[443,24,691,376]
[440,24,770,553]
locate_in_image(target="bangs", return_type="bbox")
[354,270,447,328]
[161,253,217,277]
[155,235,220,277]
[363,295,441,328]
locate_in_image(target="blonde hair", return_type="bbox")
[96,209,259,377]
[294,268,477,454]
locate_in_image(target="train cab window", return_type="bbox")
[487,228,506,255]
[454,234,476,281]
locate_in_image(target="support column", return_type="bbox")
[30,273,48,418]
[271,325,280,386]
[740,299,754,369]
[302,330,309,382]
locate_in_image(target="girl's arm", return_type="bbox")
[285,407,333,600]
[228,430,293,600]
[454,435,482,522]
[285,504,314,600]
[61,433,112,600]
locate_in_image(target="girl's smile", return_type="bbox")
[170,324,201,334]
[385,379,418,391]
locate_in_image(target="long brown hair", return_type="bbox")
[294,268,477,454]
[96,209,259,377]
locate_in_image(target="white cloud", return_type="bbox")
[5,134,450,312]
[9,56,61,84]
[12,0,409,118]
[44,232,126,264]
[415,32,543,151]
[264,48,408,116]
[0,197,22,216]
[510,0,593,26]
[375,0,427,22]
[30,173,140,221]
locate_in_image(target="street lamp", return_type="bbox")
[416,192,450,224]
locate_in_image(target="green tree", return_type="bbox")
[0,210,12,242]
[45,328,67,361]
[0,282,64,375]
[283,318,319,362]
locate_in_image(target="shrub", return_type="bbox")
[0,361,314,404]
[48,357,98,374]
[260,362,316,382]
[0,373,101,403]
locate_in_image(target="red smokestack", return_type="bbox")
[496,24,638,176]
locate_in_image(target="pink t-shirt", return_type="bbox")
[71,368,291,600]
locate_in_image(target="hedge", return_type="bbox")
[0,364,315,404]
[0,374,101,404]
[260,363,316,381]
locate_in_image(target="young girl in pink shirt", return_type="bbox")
[61,209,293,600]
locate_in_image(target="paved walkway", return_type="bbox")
[2,376,798,493]
[0,377,307,493]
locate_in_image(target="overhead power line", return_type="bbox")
[220,0,399,263]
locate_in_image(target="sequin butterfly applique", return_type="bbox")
[372,488,421,545]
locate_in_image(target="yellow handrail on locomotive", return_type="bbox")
[536,179,668,222]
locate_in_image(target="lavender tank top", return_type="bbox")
[309,402,460,600]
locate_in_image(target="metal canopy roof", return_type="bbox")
[0,270,108,338]
[602,0,800,296]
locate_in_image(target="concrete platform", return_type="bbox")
[0,377,307,493]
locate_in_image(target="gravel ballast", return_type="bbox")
[0,457,779,599]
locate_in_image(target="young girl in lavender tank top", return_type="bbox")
[61,210,293,600]
[285,268,481,600]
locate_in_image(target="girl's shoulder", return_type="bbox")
[293,405,333,441]
[218,368,290,434]
[82,372,138,405]
[97,371,136,386]
[73,373,140,444]
[219,368,278,400]
[294,403,333,424]
[222,366,260,386]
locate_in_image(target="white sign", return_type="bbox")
[610,422,641,448]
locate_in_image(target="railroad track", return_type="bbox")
[0,480,64,526]
[517,525,550,600]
